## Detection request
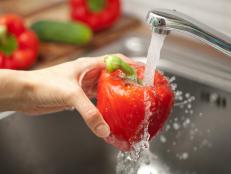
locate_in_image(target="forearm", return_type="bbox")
[0,70,32,111]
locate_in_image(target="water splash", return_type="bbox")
[116,149,170,174]
[155,76,213,166]
[127,90,153,160]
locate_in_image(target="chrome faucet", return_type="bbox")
[146,9,231,56]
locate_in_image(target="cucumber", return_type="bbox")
[31,20,92,45]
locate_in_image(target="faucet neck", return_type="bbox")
[146,9,231,56]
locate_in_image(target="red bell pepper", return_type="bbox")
[70,0,121,32]
[0,14,39,70]
[97,56,174,151]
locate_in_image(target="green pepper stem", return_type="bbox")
[0,25,18,56]
[105,55,137,82]
[0,25,7,44]
[87,0,105,12]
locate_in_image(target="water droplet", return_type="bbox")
[183,118,191,127]
[185,93,190,98]
[189,110,194,114]
[174,117,178,121]
[176,152,189,160]
[173,123,180,130]
[171,83,178,91]
[160,135,167,143]
[181,152,189,160]
[169,76,176,83]
[165,124,171,131]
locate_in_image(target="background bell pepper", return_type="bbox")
[0,14,39,70]
[97,56,174,151]
[70,0,121,32]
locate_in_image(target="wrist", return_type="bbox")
[0,69,34,111]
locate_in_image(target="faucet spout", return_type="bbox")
[146,9,231,56]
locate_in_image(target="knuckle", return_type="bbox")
[84,108,101,127]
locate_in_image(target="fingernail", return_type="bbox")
[95,124,110,138]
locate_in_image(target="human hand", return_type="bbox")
[1,55,129,138]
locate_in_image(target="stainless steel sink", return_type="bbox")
[0,34,230,174]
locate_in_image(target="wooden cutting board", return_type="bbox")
[0,0,142,69]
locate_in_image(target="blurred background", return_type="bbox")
[123,0,231,35]
[0,0,231,174]
[0,0,230,68]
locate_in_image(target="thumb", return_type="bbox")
[72,88,110,138]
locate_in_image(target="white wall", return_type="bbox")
[122,0,231,35]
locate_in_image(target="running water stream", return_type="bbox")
[143,32,166,86]
[116,32,167,174]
